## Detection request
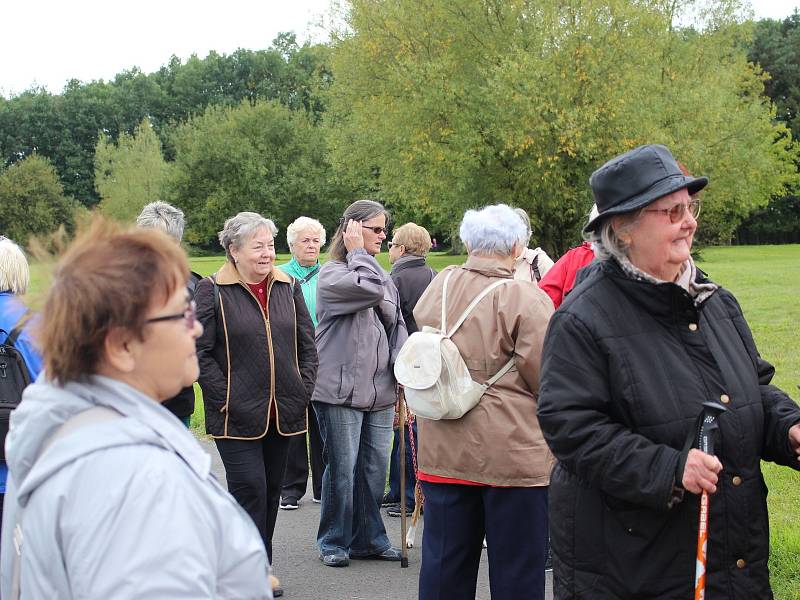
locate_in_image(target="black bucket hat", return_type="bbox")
[584,144,708,232]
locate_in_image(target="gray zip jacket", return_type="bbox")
[0,375,271,599]
[313,249,407,410]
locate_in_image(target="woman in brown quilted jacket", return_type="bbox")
[195,212,318,598]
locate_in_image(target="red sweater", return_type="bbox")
[538,242,595,309]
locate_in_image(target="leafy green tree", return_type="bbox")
[328,0,798,252]
[749,13,800,140]
[0,154,80,243]
[166,100,346,247]
[95,117,168,222]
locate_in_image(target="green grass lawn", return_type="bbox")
[26,245,800,598]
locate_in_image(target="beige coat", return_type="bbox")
[412,255,555,487]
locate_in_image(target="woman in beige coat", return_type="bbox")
[413,204,554,600]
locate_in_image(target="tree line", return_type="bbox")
[1,3,799,255]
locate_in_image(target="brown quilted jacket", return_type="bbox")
[195,261,318,439]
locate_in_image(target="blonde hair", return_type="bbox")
[286,216,326,248]
[392,223,432,256]
[0,237,30,295]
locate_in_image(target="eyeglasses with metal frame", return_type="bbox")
[643,198,701,223]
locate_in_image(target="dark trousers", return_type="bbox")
[387,420,417,507]
[419,481,548,600]
[280,407,324,501]
[215,429,291,563]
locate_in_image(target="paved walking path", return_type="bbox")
[198,436,553,600]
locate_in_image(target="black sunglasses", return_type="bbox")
[362,225,388,235]
[146,300,196,330]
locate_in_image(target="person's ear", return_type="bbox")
[103,327,139,374]
[611,217,631,246]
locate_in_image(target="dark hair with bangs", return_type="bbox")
[38,218,189,384]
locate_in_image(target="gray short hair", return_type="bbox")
[459,204,526,257]
[589,211,641,263]
[286,216,326,248]
[136,201,185,241]
[0,237,30,295]
[218,212,278,262]
[513,207,533,246]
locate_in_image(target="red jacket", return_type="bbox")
[538,242,595,309]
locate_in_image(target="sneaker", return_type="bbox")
[280,497,299,510]
[312,497,321,504]
[386,506,415,518]
[381,493,400,508]
[545,544,553,572]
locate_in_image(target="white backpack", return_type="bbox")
[394,269,515,420]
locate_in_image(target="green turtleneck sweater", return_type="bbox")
[278,257,321,327]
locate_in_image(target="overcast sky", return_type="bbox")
[1,0,797,97]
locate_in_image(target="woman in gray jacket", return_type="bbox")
[313,200,407,567]
[0,219,271,599]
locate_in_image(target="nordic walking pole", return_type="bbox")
[693,401,727,600]
[399,388,409,568]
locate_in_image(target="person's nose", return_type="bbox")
[192,319,204,339]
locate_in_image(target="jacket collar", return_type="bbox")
[390,254,427,273]
[462,254,514,279]
[601,258,716,319]
[215,260,292,285]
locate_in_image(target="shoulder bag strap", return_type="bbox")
[446,278,512,338]
[296,265,321,285]
[11,405,121,600]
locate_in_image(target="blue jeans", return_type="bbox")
[314,402,394,557]
[388,420,417,508]
[419,482,548,600]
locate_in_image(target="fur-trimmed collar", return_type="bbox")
[214,260,292,285]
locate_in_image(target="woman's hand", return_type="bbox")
[343,219,365,253]
[789,423,800,462]
[682,448,723,494]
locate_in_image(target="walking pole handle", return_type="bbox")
[693,401,727,600]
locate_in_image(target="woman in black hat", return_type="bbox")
[537,144,800,599]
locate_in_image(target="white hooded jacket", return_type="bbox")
[0,375,271,599]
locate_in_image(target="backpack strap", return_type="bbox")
[11,405,121,600]
[2,313,28,347]
[485,357,515,387]
[443,272,513,338]
[531,254,542,282]
[209,275,221,317]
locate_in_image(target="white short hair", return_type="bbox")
[286,216,326,248]
[459,204,526,257]
[136,201,185,241]
[0,237,30,295]
[218,212,278,262]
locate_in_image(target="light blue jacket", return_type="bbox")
[279,257,321,328]
[0,376,271,599]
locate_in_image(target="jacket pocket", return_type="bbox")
[337,365,354,399]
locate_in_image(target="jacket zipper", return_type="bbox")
[239,278,278,433]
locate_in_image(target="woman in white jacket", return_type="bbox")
[0,219,272,599]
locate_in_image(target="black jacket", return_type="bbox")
[389,255,436,334]
[537,258,800,599]
[195,262,318,438]
[163,271,202,421]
